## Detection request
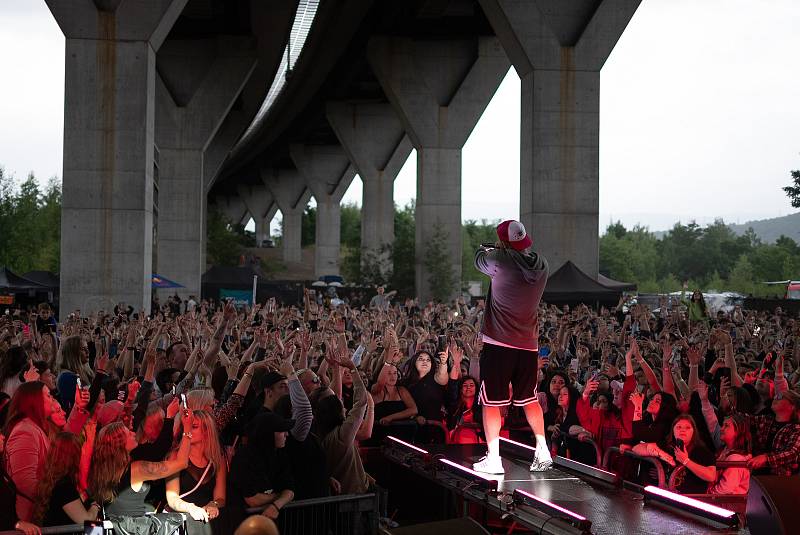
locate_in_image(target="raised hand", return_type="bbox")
[696,380,709,401]
[23,360,40,382]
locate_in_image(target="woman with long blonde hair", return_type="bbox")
[165,410,227,534]
[88,419,191,516]
[32,432,99,526]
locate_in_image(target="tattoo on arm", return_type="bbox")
[140,461,170,478]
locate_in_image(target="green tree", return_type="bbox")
[389,201,415,297]
[782,168,800,208]
[300,206,316,247]
[340,202,361,248]
[424,222,456,302]
[207,209,247,266]
[462,219,499,293]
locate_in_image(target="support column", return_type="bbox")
[480,0,641,277]
[46,0,188,314]
[368,37,509,301]
[155,37,257,299]
[289,145,356,278]
[212,195,248,227]
[238,184,278,247]
[262,168,311,264]
[326,102,412,276]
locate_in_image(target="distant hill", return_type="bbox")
[652,212,800,243]
[728,212,800,244]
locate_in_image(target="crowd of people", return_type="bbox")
[1,279,799,534]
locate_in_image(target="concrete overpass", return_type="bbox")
[48,0,641,312]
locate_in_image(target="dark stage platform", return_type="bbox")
[383,438,749,535]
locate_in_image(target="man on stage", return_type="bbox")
[472,220,552,474]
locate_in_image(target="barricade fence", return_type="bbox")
[2,492,381,535]
[246,491,382,535]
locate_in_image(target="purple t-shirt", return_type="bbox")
[475,246,548,351]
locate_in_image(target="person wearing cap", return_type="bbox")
[471,220,552,474]
[228,411,295,525]
[745,385,800,476]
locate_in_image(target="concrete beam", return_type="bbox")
[155,36,257,299]
[326,102,412,274]
[237,184,278,246]
[368,36,510,301]
[289,144,356,278]
[46,0,188,314]
[480,0,641,277]
[262,168,312,264]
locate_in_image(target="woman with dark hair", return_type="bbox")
[628,390,679,445]
[88,420,191,516]
[447,376,483,444]
[314,357,369,494]
[402,349,449,426]
[0,346,28,396]
[32,361,56,392]
[166,410,227,535]
[56,336,93,411]
[32,432,100,526]
[709,414,752,494]
[228,412,295,525]
[634,414,716,493]
[680,284,708,325]
[538,369,572,432]
[547,383,596,464]
[4,381,89,521]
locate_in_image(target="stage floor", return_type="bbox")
[388,443,748,535]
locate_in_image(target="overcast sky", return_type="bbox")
[1,0,799,236]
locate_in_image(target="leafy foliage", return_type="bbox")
[0,168,61,273]
[206,208,252,266]
[783,169,800,208]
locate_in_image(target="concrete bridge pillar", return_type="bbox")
[368,37,510,301]
[155,37,257,299]
[289,145,356,278]
[326,102,412,278]
[262,168,312,264]
[238,184,278,247]
[480,0,642,277]
[45,0,188,314]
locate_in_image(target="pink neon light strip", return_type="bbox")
[515,489,587,521]
[387,435,429,455]
[439,458,498,482]
[644,486,736,518]
[499,436,536,451]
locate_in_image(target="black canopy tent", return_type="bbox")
[0,267,53,309]
[597,273,637,292]
[22,270,60,291]
[542,261,624,307]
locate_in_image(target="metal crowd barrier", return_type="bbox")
[602,446,667,487]
[1,517,185,535]
[245,492,381,535]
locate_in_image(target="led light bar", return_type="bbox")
[438,458,499,490]
[499,436,537,460]
[644,486,738,527]
[514,488,590,531]
[554,456,618,485]
[386,435,430,455]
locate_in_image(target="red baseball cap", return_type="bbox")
[496,220,532,251]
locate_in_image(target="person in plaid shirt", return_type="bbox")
[745,389,800,476]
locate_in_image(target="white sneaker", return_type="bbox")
[530,451,553,472]
[473,455,505,474]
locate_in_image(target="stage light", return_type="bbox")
[438,458,499,490]
[554,455,618,485]
[386,435,430,455]
[644,486,738,528]
[513,488,591,531]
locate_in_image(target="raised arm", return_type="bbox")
[131,423,191,487]
[660,339,676,397]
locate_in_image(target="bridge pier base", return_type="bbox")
[155,37,257,300]
[290,145,355,279]
[239,185,278,248]
[46,0,188,314]
[263,169,311,265]
[480,0,642,277]
[327,102,413,281]
[368,36,509,301]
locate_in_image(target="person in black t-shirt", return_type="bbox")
[32,432,99,526]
